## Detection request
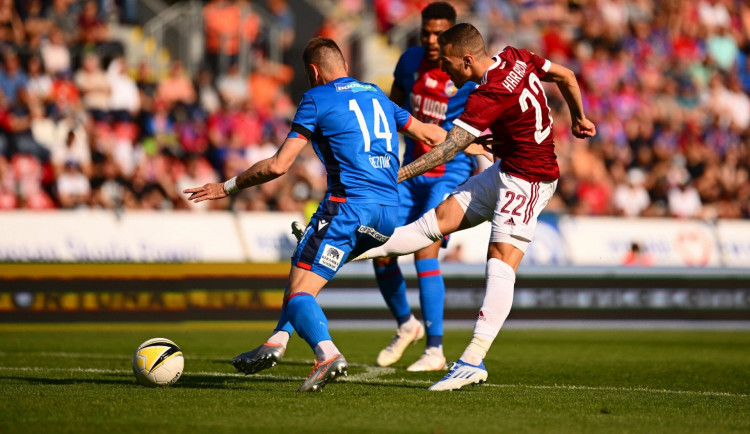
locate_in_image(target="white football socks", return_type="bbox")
[314,340,340,363]
[460,258,516,365]
[354,209,443,260]
[267,330,290,347]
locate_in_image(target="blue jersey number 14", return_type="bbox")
[349,98,393,152]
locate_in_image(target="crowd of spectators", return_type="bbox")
[0,0,748,221]
[0,0,313,213]
[465,0,750,220]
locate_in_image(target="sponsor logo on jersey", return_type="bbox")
[478,310,487,321]
[357,226,390,243]
[504,217,516,226]
[319,244,345,270]
[410,93,447,123]
[369,155,391,169]
[318,219,329,231]
[444,80,458,97]
[335,82,377,93]
[425,77,438,88]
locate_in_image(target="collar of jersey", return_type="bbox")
[331,76,355,84]
[481,55,506,85]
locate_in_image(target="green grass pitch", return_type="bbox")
[0,322,748,433]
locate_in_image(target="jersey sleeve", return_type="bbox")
[288,93,316,141]
[453,86,505,137]
[516,47,551,77]
[391,99,412,131]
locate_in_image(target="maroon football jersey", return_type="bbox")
[453,46,559,182]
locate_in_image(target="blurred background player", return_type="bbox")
[356,23,596,390]
[372,1,479,373]
[185,37,447,392]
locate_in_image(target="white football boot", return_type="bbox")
[428,359,488,391]
[376,317,425,367]
[291,221,305,242]
[406,346,447,372]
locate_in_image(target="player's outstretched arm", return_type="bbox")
[402,118,447,147]
[398,125,477,183]
[183,137,308,203]
[542,63,596,139]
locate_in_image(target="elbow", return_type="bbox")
[268,153,295,177]
[268,161,288,177]
[560,67,576,85]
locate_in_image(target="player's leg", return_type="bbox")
[431,171,557,391]
[352,196,474,260]
[353,163,502,261]
[458,240,524,366]
[283,265,349,392]
[373,254,425,367]
[232,284,293,375]
[429,240,524,391]
[373,179,424,366]
[407,176,460,371]
[235,198,353,388]
[407,240,447,371]
[292,200,398,391]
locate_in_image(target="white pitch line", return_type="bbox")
[0,364,747,399]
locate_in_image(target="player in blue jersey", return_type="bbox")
[184,37,447,392]
[372,2,480,372]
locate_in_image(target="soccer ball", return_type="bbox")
[132,338,184,387]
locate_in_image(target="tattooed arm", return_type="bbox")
[398,125,477,183]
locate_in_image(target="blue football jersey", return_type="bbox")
[288,77,411,205]
[394,46,477,178]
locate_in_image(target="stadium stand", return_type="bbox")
[0,0,747,221]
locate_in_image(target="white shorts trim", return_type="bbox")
[451,160,557,249]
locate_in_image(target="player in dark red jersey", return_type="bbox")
[355,23,596,391]
[373,2,479,373]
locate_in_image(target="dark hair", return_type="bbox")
[422,2,456,24]
[302,37,346,69]
[438,22,485,53]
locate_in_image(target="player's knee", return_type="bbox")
[486,239,525,270]
[434,196,468,234]
[373,256,396,268]
[414,242,441,260]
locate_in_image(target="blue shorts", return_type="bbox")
[292,198,398,280]
[398,173,467,225]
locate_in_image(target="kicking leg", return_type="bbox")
[354,196,475,260]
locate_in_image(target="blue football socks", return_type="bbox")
[285,292,332,348]
[374,261,412,325]
[415,258,444,348]
[273,298,295,337]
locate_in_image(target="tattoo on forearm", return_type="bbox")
[398,126,476,182]
[236,162,277,190]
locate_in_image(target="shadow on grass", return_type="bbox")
[0,375,132,386]
[0,373,299,390]
[207,358,313,368]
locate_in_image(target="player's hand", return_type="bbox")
[183,182,228,203]
[473,134,499,146]
[572,118,596,139]
[470,134,503,161]
[463,142,494,162]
